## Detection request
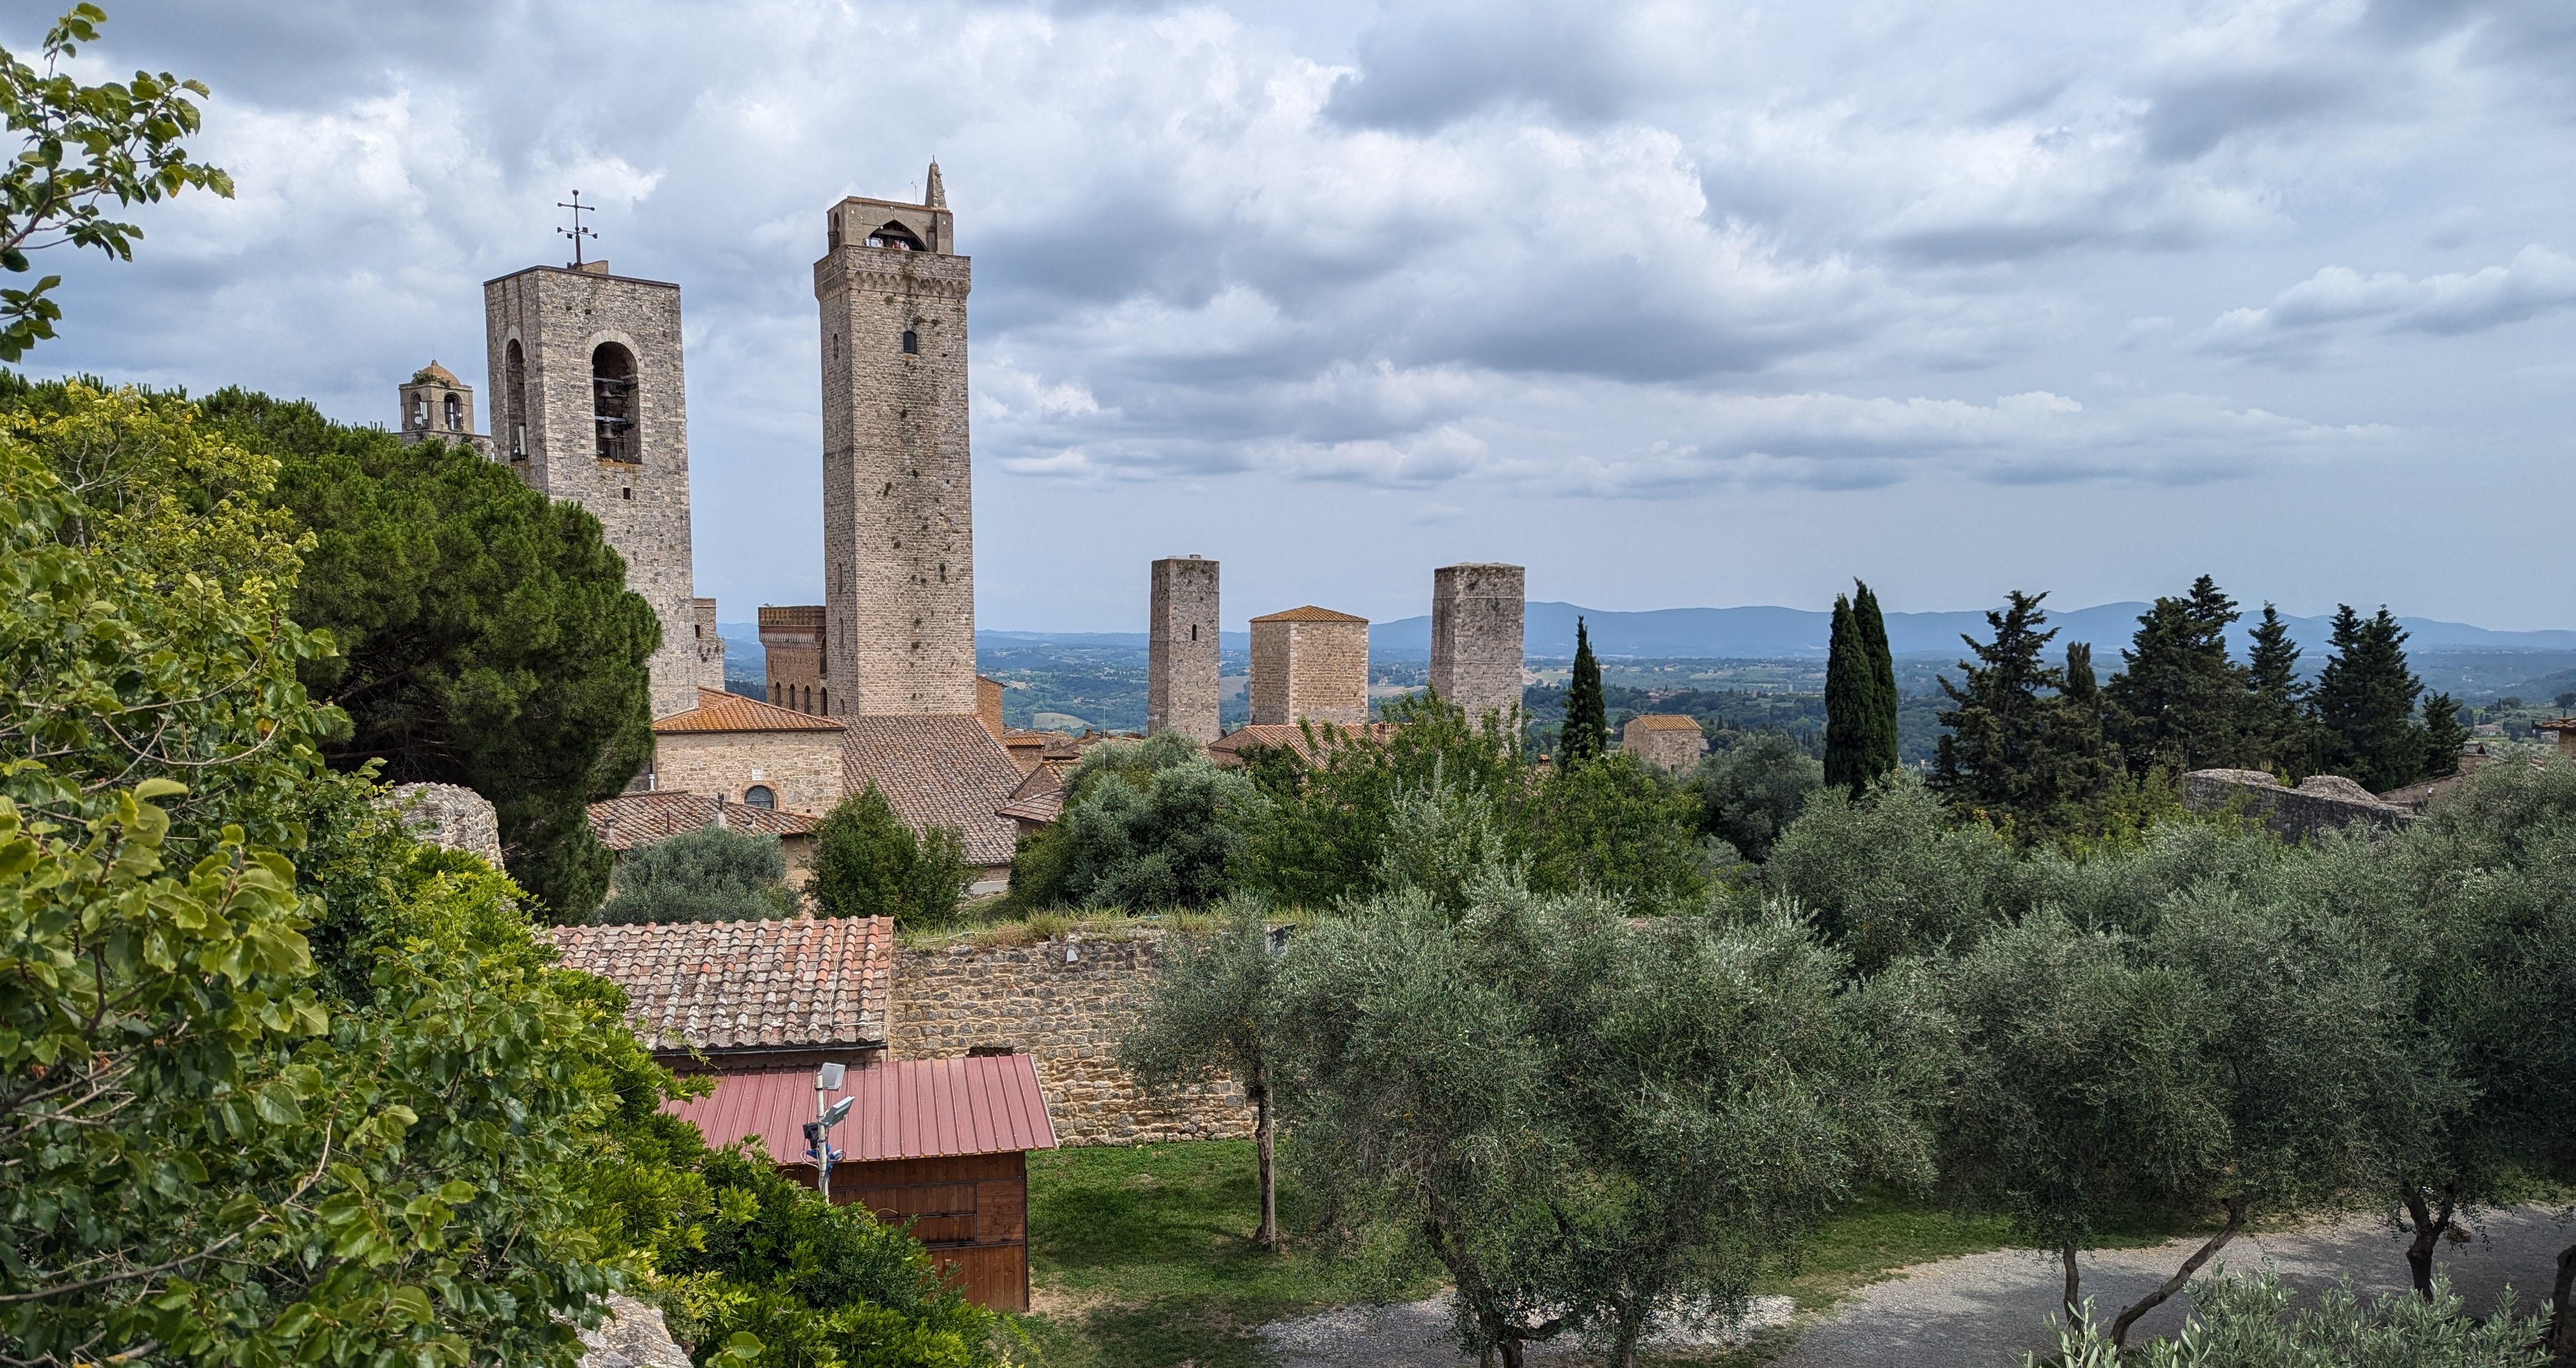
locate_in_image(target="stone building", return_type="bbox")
[817,163,977,716]
[760,604,829,714]
[647,688,848,816]
[393,362,493,457]
[1249,606,1370,726]
[692,597,725,692]
[1622,714,1708,772]
[1147,556,1220,742]
[1430,562,1524,728]
[484,258,706,721]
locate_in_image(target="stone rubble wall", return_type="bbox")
[2182,768,2413,841]
[578,1295,691,1368]
[387,783,504,867]
[886,932,1255,1147]
[1429,563,1525,726]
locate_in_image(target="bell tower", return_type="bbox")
[815,162,976,716]
[483,255,702,721]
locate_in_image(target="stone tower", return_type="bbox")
[1430,563,1525,728]
[394,362,490,455]
[485,260,701,720]
[1147,556,1220,742]
[1249,607,1370,726]
[816,163,976,716]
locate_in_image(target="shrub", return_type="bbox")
[600,823,798,924]
[1033,731,1267,909]
[1689,731,1823,863]
[812,784,969,924]
[2025,1269,2547,1367]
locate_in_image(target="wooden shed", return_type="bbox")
[665,1056,1060,1311]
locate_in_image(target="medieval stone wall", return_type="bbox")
[759,604,827,713]
[387,783,503,866]
[1147,556,1221,741]
[652,730,846,816]
[1430,562,1524,727]
[886,934,1255,1148]
[2182,768,2413,840]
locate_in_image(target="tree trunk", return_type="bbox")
[1253,1082,1278,1250]
[2547,1240,2576,1362]
[2062,1242,2081,1323]
[2401,1184,2457,1301]
[1497,1341,1523,1368]
[2110,1198,2245,1349]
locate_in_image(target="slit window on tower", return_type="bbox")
[592,342,639,463]
[506,340,529,459]
[902,329,919,355]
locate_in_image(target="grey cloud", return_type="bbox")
[2199,246,2576,361]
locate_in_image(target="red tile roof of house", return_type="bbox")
[546,916,894,1053]
[655,687,845,733]
[1249,605,1368,624]
[587,792,820,851]
[995,766,1066,823]
[668,1056,1057,1165]
[839,714,1027,866]
[1206,721,1386,768]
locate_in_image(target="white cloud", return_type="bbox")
[2200,245,2576,361]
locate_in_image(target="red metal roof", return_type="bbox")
[668,1056,1059,1164]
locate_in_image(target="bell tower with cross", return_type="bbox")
[483,191,710,719]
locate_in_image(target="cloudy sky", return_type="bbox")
[13,0,2576,631]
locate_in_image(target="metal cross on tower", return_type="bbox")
[557,191,597,267]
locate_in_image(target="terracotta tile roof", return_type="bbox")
[588,792,820,851]
[411,360,461,384]
[1627,714,1705,732]
[1249,605,1368,624]
[1206,721,1386,768]
[547,915,894,1053]
[839,714,1027,866]
[668,1056,1058,1165]
[995,766,1065,823]
[656,686,845,733]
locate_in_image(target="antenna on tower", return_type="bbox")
[557,191,598,267]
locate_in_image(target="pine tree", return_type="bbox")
[1823,594,1871,794]
[2243,603,2312,775]
[2420,692,2471,782]
[1562,616,1608,766]
[2312,605,2429,792]
[1853,581,1901,780]
[2103,574,2248,775]
[2048,641,2119,813]
[1932,590,2067,830]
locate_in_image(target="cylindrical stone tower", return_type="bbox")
[1147,556,1221,742]
[1430,563,1526,729]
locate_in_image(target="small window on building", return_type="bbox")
[743,785,776,809]
[443,393,462,431]
[622,487,633,500]
[1190,624,1197,642]
[901,329,919,355]
[411,395,426,429]
[820,687,828,716]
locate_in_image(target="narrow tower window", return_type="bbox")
[411,395,426,428]
[902,329,919,355]
[506,340,528,460]
[592,343,639,462]
[443,393,462,431]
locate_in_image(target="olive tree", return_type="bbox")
[599,823,797,924]
[1119,900,1287,1247]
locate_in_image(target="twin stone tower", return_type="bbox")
[431,165,1526,740]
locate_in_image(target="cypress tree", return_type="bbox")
[2103,574,2248,775]
[1932,590,2065,830]
[1853,581,1901,780]
[1823,594,1871,794]
[2312,605,2429,792]
[2420,692,2471,782]
[2243,604,2312,775]
[1562,616,1608,765]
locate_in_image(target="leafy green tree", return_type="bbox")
[1689,731,1822,862]
[2103,576,2250,775]
[1524,750,1711,909]
[1824,593,1873,794]
[1121,901,1287,1248]
[812,783,969,924]
[195,387,658,922]
[1765,771,2020,973]
[1933,591,2077,832]
[2312,605,2429,792]
[1561,617,1607,765]
[2242,604,2313,775]
[0,4,234,360]
[599,823,796,925]
[2029,1268,2549,1367]
[1030,731,1266,909]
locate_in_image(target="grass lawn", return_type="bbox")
[1012,1141,2218,1367]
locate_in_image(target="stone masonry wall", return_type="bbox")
[887,934,1255,1147]
[2183,768,2413,841]
[386,783,503,866]
[1430,562,1524,727]
[1622,719,1708,773]
[653,730,846,816]
[1147,556,1221,741]
[1289,619,1369,726]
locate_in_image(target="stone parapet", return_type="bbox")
[886,933,1254,1148]
[2182,768,2413,841]
[386,782,503,866]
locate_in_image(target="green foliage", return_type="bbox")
[601,824,796,925]
[2312,605,2431,792]
[195,386,658,923]
[2419,692,2470,782]
[0,4,234,360]
[1933,591,2074,832]
[1825,584,1898,794]
[1560,617,1607,765]
[1688,732,1822,863]
[2241,604,2314,775]
[1522,750,1712,909]
[1121,902,1287,1246]
[1767,771,2021,974]
[2103,576,2252,775]
[1036,732,1267,909]
[812,784,967,925]
[2027,1270,2549,1368]
[1855,581,1901,776]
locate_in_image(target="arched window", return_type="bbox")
[902,329,919,355]
[505,341,528,459]
[592,343,639,462]
[743,785,775,809]
[866,220,924,251]
[801,685,811,713]
[770,682,779,704]
[443,393,462,431]
[411,395,427,428]
[820,687,828,717]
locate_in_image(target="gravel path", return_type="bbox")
[1254,1206,2570,1368]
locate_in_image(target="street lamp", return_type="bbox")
[805,1062,853,1201]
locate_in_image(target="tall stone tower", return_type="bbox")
[1430,563,1526,728]
[485,259,701,720]
[816,163,976,716]
[1147,556,1220,741]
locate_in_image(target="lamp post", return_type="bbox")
[806,1062,851,1202]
